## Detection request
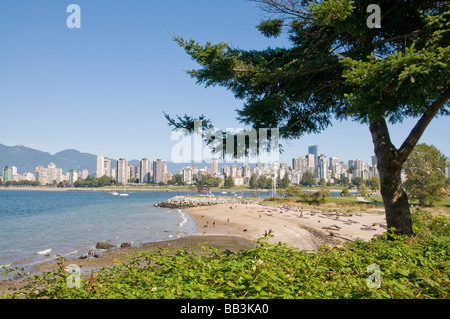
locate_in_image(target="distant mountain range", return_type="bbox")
[0,143,222,175]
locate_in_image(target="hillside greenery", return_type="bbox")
[2,209,448,299]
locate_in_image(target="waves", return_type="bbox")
[0,191,197,272]
[35,248,52,255]
[178,209,188,228]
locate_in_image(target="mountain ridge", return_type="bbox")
[0,143,216,176]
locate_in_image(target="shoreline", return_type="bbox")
[0,186,358,194]
[1,197,387,297]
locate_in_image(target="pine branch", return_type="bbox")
[398,88,450,164]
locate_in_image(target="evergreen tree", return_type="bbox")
[300,171,316,187]
[169,0,449,235]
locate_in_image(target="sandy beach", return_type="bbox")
[39,202,387,269]
[0,200,387,296]
[185,203,387,249]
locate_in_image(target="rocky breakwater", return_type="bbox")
[157,195,257,209]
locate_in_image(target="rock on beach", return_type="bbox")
[157,195,257,209]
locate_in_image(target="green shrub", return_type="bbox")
[3,209,449,299]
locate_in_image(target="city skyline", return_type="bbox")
[4,142,450,186]
[1,1,448,166]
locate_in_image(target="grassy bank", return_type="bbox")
[2,209,448,299]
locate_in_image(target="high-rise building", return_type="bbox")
[81,169,89,180]
[96,155,105,178]
[128,165,135,180]
[371,155,378,166]
[329,157,340,178]
[329,157,340,170]
[317,154,328,180]
[152,159,166,184]
[230,164,238,178]
[22,172,35,182]
[35,163,63,185]
[354,159,365,178]
[116,158,128,185]
[69,169,78,184]
[308,145,319,167]
[182,167,193,185]
[212,158,219,174]
[10,166,17,176]
[292,158,300,171]
[348,159,355,168]
[104,159,111,177]
[242,163,252,178]
[164,172,172,184]
[306,153,316,173]
[2,166,11,184]
[140,158,151,184]
[222,165,230,178]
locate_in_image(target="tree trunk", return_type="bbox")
[369,117,413,236]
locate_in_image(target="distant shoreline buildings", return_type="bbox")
[2,145,450,186]
[93,145,384,187]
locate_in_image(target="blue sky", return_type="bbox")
[1,0,448,166]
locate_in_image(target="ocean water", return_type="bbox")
[0,190,197,273]
[0,188,341,275]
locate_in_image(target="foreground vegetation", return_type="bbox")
[2,209,448,299]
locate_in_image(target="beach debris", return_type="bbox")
[328,232,354,242]
[322,224,342,231]
[79,254,88,259]
[360,225,377,231]
[120,242,132,248]
[88,250,95,256]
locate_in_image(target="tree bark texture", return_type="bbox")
[369,117,413,236]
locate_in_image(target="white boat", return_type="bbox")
[119,185,129,196]
[111,191,119,196]
[221,191,227,194]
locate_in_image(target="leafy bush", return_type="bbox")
[3,209,449,299]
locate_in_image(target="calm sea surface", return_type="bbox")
[0,189,339,275]
[0,190,199,272]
